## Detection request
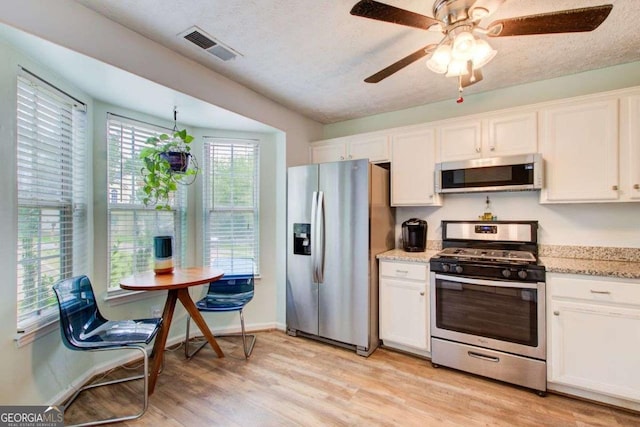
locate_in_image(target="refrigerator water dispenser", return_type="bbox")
[293,223,311,255]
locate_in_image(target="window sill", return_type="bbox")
[15,318,59,348]
[104,288,167,306]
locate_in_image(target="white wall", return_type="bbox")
[0,0,321,405]
[397,192,640,249]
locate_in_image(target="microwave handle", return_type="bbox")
[434,273,539,290]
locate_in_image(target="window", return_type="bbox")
[107,114,186,290]
[203,138,259,275]
[16,71,87,331]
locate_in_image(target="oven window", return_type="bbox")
[435,279,538,347]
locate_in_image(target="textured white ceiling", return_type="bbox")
[73,0,640,124]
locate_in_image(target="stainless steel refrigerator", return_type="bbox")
[286,159,395,356]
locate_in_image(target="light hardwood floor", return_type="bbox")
[65,331,640,426]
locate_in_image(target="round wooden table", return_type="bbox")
[120,266,224,395]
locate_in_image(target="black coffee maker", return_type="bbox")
[402,218,427,252]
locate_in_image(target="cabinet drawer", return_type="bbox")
[380,261,427,281]
[549,275,640,306]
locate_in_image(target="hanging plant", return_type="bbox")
[139,109,198,210]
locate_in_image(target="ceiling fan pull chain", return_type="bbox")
[457,76,464,104]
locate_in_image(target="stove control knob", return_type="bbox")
[518,270,528,280]
[455,265,463,274]
[502,269,511,278]
[442,264,450,272]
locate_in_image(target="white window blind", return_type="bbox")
[107,114,186,290]
[203,138,259,275]
[16,73,87,332]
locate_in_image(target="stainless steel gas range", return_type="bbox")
[429,220,546,394]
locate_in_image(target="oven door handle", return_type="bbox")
[434,274,540,289]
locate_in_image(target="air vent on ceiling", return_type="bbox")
[179,26,241,62]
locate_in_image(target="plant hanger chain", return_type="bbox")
[173,106,178,132]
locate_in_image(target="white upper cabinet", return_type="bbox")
[390,125,441,206]
[438,120,483,162]
[438,111,537,162]
[310,138,348,164]
[540,97,619,203]
[310,133,390,164]
[621,95,640,201]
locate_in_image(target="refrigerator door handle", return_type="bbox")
[311,191,319,283]
[316,191,325,284]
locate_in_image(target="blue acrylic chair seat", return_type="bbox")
[53,275,162,426]
[185,274,256,359]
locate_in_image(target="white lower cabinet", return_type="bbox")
[547,274,640,404]
[379,260,430,355]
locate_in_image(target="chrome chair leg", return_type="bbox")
[63,345,149,427]
[184,311,256,359]
[184,315,208,359]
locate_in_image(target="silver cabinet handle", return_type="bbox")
[339,155,344,160]
[419,291,425,296]
[475,147,481,153]
[395,269,408,274]
[489,146,495,151]
[553,310,559,316]
[590,289,611,295]
[348,155,353,159]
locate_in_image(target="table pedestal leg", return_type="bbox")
[177,288,225,358]
[148,290,177,395]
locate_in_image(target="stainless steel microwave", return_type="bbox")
[435,153,543,194]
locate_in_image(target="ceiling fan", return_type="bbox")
[351,0,613,101]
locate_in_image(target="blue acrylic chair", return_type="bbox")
[52,275,162,426]
[185,273,256,359]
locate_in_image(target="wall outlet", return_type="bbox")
[151,306,162,318]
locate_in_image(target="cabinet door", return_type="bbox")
[485,112,537,156]
[310,141,347,164]
[622,95,640,200]
[390,127,441,206]
[549,300,640,401]
[379,278,429,351]
[540,99,619,202]
[348,135,390,163]
[438,120,482,162]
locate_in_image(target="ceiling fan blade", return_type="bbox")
[350,0,440,31]
[487,4,613,37]
[364,44,437,83]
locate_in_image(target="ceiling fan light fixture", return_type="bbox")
[471,39,497,68]
[452,31,476,60]
[426,43,452,74]
[470,6,490,21]
[445,58,469,77]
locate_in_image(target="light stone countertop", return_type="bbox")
[377,248,640,280]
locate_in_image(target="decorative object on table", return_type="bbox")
[139,107,198,210]
[153,235,174,274]
[52,275,162,425]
